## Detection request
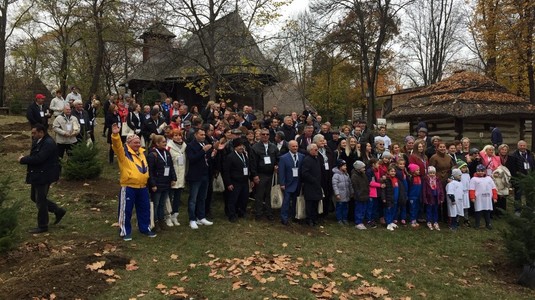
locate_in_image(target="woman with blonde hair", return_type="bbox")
[167,129,187,226]
[480,145,501,176]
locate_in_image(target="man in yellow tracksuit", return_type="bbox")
[111,123,156,241]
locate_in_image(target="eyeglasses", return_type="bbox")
[377,143,384,145]
[261,133,269,136]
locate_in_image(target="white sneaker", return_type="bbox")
[386,224,394,231]
[189,220,199,229]
[427,222,434,230]
[171,213,180,226]
[433,223,441,231]
[165,216,174,227]
[198,218,213,226]
[356,224,367,230]
[392,223,398,228]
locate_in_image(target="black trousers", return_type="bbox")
[305,199,320,224]
[31,183,60,229]
[254,174,273,217]
[227,182,249,220]
[57,143,74,158]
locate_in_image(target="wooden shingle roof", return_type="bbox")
[387,70,535,120]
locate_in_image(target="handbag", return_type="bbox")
[121,113,134,136]
[213,173,225,193]
[296,189,306,219]
[270,173,283,209]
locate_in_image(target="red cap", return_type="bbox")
[35,94,46,99]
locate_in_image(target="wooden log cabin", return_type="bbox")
[386,70,535,147]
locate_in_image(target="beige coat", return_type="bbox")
[167,139,187,189]
[53,114,80,145]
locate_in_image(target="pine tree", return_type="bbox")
[502,172,535,288]
[0,177,19,253]
[62,140,102,180]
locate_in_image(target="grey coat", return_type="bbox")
[332,167,354,202]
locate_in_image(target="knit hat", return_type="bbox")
[418,127,428,133]
[408,164,419,174]
[469,148,480,155]
[353,160,366,170]
[336,159,347,168]
[405,135,415,143]
[451,168,462,178]
[428,166,436,173]
[456,160,467,169]
[476,164,486,172]
[382,151,392,159]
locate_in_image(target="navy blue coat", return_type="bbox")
[185,140,211,181]
[20,134,61,185]
[300,154,323,201]
[278,151,304,193]
[147,148,177,191]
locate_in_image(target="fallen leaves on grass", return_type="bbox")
[86,261,106,271]
[126,260,139,271]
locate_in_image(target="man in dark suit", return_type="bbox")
[72,100,91,142]
[250,128,279,221]
[315,134,335,217]
[300,143,323,226]
[185,128,214,229]
[18,124,66,233]
[236,112,252,130]
[510,140,535,214]
[142,108,166,145]
[26,94,51,129]
[281,116,297,142]
[274,131,289,156]
[222,138,251,222]
[296,125,314,154]
[278,140,304,225]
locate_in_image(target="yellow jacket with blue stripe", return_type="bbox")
[111,133,149,188]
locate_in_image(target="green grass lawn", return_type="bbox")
[0,115,533,299]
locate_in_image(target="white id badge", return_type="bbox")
[40,111,44,117]
[164,166,170,176]
[292,167,299,177]
[177,156,184,165]
[524,162,530,170]
[324,162,329,170]
[243,168,248,176]
[66,124,72,131]
[264,156,272,164]
[117,123,121,128]
[80,119,85,124]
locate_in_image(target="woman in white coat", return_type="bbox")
[167,128,187,226]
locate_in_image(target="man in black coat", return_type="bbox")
[142,108,166,145]
[250,128,280,220]
[18,124,66,233]
[300,143,323,226]
[26,94,51,129]
[222,138,251,222]
[72,100,91,142]
[281,116,297,142]
[510,140,535,214]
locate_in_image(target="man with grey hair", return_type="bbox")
[313,134,335,218]
[72,99,91,142]
[510,140,535,215]
[278,140,304,225]
[300,143,323,226]
[53,104,80,158]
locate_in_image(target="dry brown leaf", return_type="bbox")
[406,282,415,289]
[324,264,336,273]
[170,254,178,260]
[155,283,167,289]
[167,272,180,277]
[342,272,351,278]
[310,271,318,280]
[208,253,215,258]
[86,261,106,271]
[371,268,383,277]
[232,281,242,290]
[126,260,139,271]
[266,276,276,282]
[312,261,322,268]
[180,276,189,282]
[49,293,56,300]
[98,269,115,276]
[336,250,343,253]
[282,243,288,248]
[105,278,116,283]
[419,292,427,297]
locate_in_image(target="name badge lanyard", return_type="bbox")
[237,151,247,167]
[156,149,170,176]
[200,142,209,166]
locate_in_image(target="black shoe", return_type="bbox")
[54,208,66,225]
[229,217,238,223]
[486,224,493,230]
[28,227,48,234]
[281,219,289,226]
[267,215,275,221]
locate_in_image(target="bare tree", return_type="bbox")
[275,11,320,110]
[0,0,32,107]
[311,0,409,125]
[400,0,465,86]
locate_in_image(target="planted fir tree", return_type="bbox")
[0,177,19,253]
[502,172,535,289]
[62,140,102,180]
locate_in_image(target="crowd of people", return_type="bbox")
[23,90,535,240]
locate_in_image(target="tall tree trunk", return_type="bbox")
[60,47,69,96]
[0,0,7,107]
[89,1,105,96]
